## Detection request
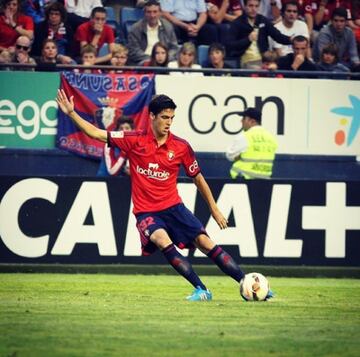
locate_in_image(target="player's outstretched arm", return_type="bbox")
[56,89,107,143]
[193,173,228,230]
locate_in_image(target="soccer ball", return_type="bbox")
[240,272,270,301]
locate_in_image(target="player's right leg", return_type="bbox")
[149,229,212,301]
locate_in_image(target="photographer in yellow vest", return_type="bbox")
[226,107,278,180]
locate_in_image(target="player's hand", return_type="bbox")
[212,208,228,230]
[56,89,74,115]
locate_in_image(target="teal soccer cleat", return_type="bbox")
[266,289,275,300]
[186,286,212,301]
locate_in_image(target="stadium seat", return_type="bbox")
[105,6,116,22]
[120,7,144,39]
[104,6,122,39]
[197,45,209,67]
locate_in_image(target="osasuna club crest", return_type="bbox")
[167,150,175,160]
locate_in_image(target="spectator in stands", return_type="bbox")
[207,0,242,24]
[22,0,55,24]
[144,41,170,66]
[160,0,218,45]
[0,0,34,52]
[109,44,135,74]
[313,7,360,69]
[206,0,242,44]
[36,38,58,65]
[127,0,178,65]
[0,48,11,65]
[36,38,59,71]
[75,7,116,64]
[351,2,360,53]
[250,50,284,77]
[97,116,134,177]
[261,50,280,70]
[65,0,103,31]
[110,44,129,67]
[36,38,76,71]
[350,1,360,30]
[317,43,350,76]
[304,0,353,35]
[31,2,74,59]
[240,0,282,22]
[10,35,36,69]
[282,0,307,19]
[168,41,204,75]
[226,0,291,69]
[206,42,234,75]
[270,1,309,57]
[75,44,102,74]
[226,107,278,180]
[277,35,318,72]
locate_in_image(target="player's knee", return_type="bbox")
[150,229,172,250]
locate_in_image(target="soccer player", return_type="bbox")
[56,90,246,301]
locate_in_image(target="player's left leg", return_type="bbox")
[194,234,245,282]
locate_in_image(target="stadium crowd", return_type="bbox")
[0,0,359,76]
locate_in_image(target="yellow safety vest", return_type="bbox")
[230,126,278,179]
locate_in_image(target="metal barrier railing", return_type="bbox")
[1,62,359,79]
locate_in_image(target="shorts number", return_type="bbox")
[139,216,155,231]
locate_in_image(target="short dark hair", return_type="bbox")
[81,44,97,56]
[243,107,262,124]
[281,1,298,15]
[244,0,261,5]
[116,116,134,130]
[208,42,226,56]
[45,2,67,22]
[144,0,160,8]
[2,0,19,8]
[321,43,339,61]
[292,35,309,45]
[332,7,347,20]
[262,50,278,63]
[91,6,106,18]
[149,95,177,115]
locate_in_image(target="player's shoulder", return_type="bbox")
[171,133,191,147]
[170,133,196,156]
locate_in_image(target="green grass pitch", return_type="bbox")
[0,273,359,357]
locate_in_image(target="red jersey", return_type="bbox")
[206,0,242,13]
[304,0,352,28]
[108,129,201,214]
[75,21,115,54]
[0,14,34,48]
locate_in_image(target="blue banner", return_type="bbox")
[56,72,155,159]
